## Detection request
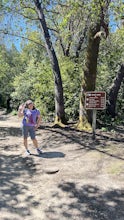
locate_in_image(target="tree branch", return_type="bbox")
[0,30,45,48]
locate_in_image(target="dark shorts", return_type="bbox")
[22,125,35,139]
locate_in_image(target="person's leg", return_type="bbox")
[32,138,38,148]
[24,138,28,150]
[32,138,42,154]
[22,126,31,155]
[29,127,42,154]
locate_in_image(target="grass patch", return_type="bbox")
[107,161,124,175]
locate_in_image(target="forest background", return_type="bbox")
[0,0,124,130]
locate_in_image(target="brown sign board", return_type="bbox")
[85,91,106,110]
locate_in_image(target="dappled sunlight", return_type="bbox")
[39,126,124,161]
[0,153,41,219]
[0,111,124,220]
[45,182,124,220]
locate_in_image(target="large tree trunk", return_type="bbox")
[77,0,110,131]
[77,24,101,131]
[34,0,66,124]
[107,64,124,117]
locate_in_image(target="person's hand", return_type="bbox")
[18,103,25,117]
[18,103,25,112]
[35,124,39,130]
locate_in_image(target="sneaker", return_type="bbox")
[37,148,42,155]
[26,150,31,156]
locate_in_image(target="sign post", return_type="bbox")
[92,109,96,140]
[85,91,106,139]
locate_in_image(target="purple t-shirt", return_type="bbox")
[22,108,40,126]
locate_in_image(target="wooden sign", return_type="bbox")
[85,91,106,110]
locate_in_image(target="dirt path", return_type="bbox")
[0,110,124,220]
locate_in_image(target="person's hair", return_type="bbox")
[25,100,35,109]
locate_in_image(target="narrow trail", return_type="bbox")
[0,110,124,220]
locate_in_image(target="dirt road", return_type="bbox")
[0,110,124,220]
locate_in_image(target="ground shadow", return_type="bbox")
[1,123,123,161]
[42,127,124,161]
[0,126,22,137]
[31,151,65,158]
[0,110,10,121]
[45,181,124,220]
[0,150,40,219]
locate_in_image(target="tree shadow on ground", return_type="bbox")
[0,111,10,121]
[0,123,124,161]
[40,127,124,161]
[0,149,41,219]
[0,127,22,137]
[45,181,124,220]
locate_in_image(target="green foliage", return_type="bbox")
[11,109,17,115]
[0,0,124,126]
[96,27,124,125]
[11,43,55,119]
[60,57,82,120]
[11,47,82,121]
[0,45,21,107]
[30,61,55,117]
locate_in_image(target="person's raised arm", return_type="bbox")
[18,104,25,117]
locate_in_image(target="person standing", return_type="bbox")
[18,100,42,156]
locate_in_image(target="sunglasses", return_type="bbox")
[28,102,33,105]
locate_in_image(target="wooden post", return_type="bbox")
[92,109,96,140]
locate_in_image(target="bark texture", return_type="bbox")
[77,24,101,130]
[78,0,110,130]
[34,0,66,124]
[107,64,124,117]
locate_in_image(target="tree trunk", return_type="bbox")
[77,24,101,131]
[107,64,124,117]
[77,0,110,131]
[34,0,66,124]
